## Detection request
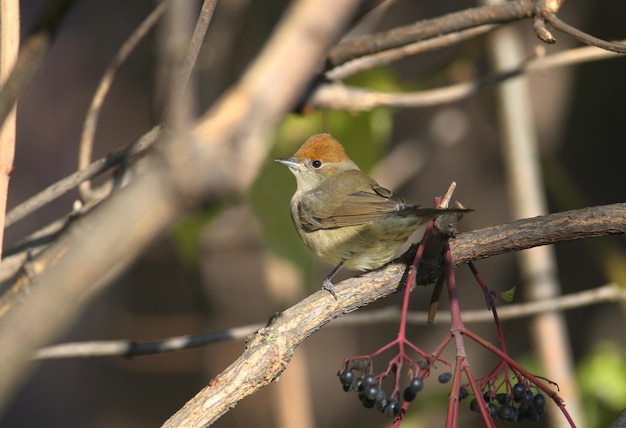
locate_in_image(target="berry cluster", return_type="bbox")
[463,382,547,423]
[338,366,452,418]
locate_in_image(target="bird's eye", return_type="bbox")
[311,160,322,169]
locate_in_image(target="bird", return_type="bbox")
[275,133,468,299]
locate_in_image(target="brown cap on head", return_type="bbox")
[291,133,350,163]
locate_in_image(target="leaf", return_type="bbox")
[499,286,516,303]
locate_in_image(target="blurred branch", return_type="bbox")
[326,24,496,81]
[181,0,218,96]
[326,0,626,67]
[0,0,77,130]
[0,0,361,414]
[544,12,626,53]
[327,0,535,66]
[0,0,19,259]
[78,0,216,202]
[158,203,625,426]
[34,282,625,360]
[78,3,167,201]
[311,42,626,111]
[4,125,161,229]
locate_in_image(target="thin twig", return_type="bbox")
[181,0,218,96]
[77,3,167,201]
[32,285,624,360]
[544,13,626,53]
[5,125,160,229]
[326,0,535,66]
[311,41,626,111]
[326,24,496,81]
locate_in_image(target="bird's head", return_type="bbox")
[275,133,359,193]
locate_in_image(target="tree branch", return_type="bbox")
[312,42,626,111]
[161,203,625,426]
[77,3,167,201]
[327,0,535,66]
[34,282,625,360]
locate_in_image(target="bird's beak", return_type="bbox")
[275,158,301,170]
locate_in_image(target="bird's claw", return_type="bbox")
[322,279,338,300]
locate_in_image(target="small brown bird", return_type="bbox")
[276,133,467,298]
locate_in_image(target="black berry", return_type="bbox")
[384,399,401,417]
[438,372,452,384]
[522,390,534,405]
[360,394,376,409]
[403,387,417,402]
[512,382,527,401]
[339,369,354,387]
[533,393,546,410]
[525,407,540,423]
[352,377,364,392]
[498,404,515,421]
[375,389,388,411]
[408,377,424,394]
[363,384,379,401]
[494,392,507,405]
[362,373,376,387]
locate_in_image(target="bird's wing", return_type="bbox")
[297,183,411,231]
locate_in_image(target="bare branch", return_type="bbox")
[544,12,626,53]
[326,24,497,81]
[4,125,160,229]
[78,3,167,201]
[312,42,626,111]
[181,0,218,96]
[34,283,625,360]
[327,0,625,68]
[327,0,535,66]
[450,203,626,265]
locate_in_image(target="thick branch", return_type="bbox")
[450,203,626,264]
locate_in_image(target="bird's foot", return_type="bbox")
[322,279,338,300]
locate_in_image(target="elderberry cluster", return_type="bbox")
[338,368,452,418]
[463,382,547,423]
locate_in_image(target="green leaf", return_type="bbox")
[499,286,516,303]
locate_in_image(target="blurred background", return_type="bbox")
[1,0,625,427]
